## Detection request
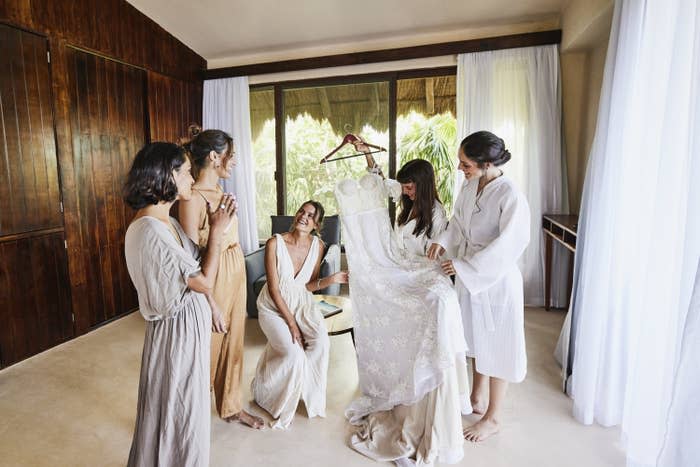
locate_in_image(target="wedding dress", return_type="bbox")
[336,174,470,465]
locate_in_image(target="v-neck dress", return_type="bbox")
[251,234,330,429]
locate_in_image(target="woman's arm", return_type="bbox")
[204,292,227,333]
[305,240,348,292]
[442,190,530,293]
[178,194,206,243]
[187,193,236,294]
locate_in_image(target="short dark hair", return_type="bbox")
[396,159,441,237]
[181,124,233,173]
[459,131,511,167]
[123,142,187,209]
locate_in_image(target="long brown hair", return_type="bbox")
[396,159,441,237]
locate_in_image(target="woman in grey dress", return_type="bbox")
[123,142,236,466]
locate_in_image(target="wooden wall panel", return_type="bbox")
[0,0,204,360]
[0,232,73,367]
[64,48,142,332]
[0,0,205,82]
[147,71,203,142]
[0,24,62,235]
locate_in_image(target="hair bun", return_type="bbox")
[188,124,202,137]
[494,149,511,166]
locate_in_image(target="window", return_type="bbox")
[249,87,275,239]
[283,82,389,215]
[249,69,457,237]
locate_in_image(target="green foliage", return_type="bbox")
[397,112,457,213]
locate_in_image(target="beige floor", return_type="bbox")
[0,308,624,467]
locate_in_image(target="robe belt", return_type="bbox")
[225,242,240,251]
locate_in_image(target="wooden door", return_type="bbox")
[0,24,73,366]
[64,47,144,330]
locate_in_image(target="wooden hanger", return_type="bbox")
[319,133,386,164]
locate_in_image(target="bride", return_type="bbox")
[335,141,471,466]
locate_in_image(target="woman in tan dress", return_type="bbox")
[179,125,264,429]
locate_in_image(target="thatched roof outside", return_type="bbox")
[250,76,456,140]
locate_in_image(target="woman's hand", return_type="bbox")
[441,260,456,276]
[330,271,349,284]
[211,302,227,334]
[208,193,237,235]
[427,243,445,260]
[287,319,306,349]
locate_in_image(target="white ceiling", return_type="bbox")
[127,0,566,68]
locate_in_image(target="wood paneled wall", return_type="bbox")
[0,0,204,363]
[0,0,205,81]
[0,25,74,366]
[63,48,143,331]
[0,25,62,236]
[148,72,203,142]
[0,232,73,364]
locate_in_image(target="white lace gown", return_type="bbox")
[336,174,470,465]
[251,234,330,429]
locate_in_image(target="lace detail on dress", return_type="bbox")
[335,174,467,424]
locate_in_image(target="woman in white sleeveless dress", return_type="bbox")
[252,201,348,429]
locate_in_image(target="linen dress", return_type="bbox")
[251,234,330,429]
[194,188,248,419]
[436,176,530,382]
[124,216,211,467]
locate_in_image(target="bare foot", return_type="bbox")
[463,417,499,442]
[470,397,488,415]
[226,410,264,429]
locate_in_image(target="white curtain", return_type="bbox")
[456,44,569,307]
[658,260,700,467]
[565,0,700,466]
[203,77,259,254]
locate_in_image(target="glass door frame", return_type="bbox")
[250,66,457,217]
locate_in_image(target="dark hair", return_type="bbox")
[396,159,441,237]
[180,124,233,174]
[123,142,187,209]
[291,200,325,236]
[459,131,511,167]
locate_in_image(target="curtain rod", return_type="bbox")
[204,30,562,80]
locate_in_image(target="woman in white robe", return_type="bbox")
[429,131,530,443]
[252,201,348,429]
[123,142,234,466]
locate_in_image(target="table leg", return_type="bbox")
[545,231,552,311]
[567,252,575,309]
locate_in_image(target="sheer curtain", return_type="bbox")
[658,260,700,467]
[456,44,569,307]
[203,77,259,254]
[566,0,700,466]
